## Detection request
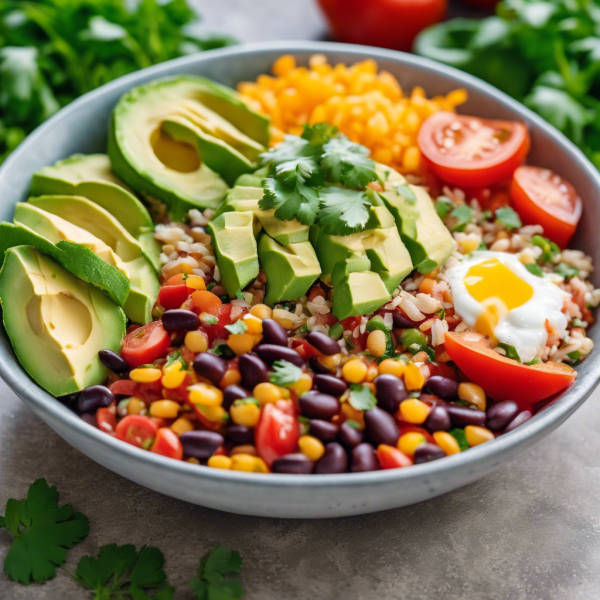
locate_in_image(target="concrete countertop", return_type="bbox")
[2,2,600,598]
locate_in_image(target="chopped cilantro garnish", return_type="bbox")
[348,384,377,411]
[435,196,454,218]
[419,344,436,362]
[317,187,372,235]
[571,317,586,328]
[225,320,248,335]
[0,478,89,584]
[211,344,235,359]
[525,263,544,277]
[268,360,303,386]
[450,428,469,451]
[450,204,474,232]
[555,262,579,279]
[235,289,245,301]
[531,235,560,263]
[201,313,219,326]
[495,206,522,230]
[345,419,362,429]
[191,545,244,600]
[233,397,260,408]
[321,135,377,188]
[498,343,521,362]
[481,209,492,221]
[395,183,417,205]
[296,323,308,334]
[207,282,217,291]
[435,307,446,319]
[525,358,541,365]
[165,350,188,370]
[344,336,355,350]
[477,241,487,251]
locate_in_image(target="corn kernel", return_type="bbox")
[458,382,487,412]
[227,332,256,355]
[149,399,180,419]
[171,417,194,435]
[208,455,233,469]
[433,431,461,456]
[378,359,405,378]
[196,404,227,422]
[127,397,145,415]
[187,457,200,465]
[250,304,272,320]
[243,313,263,334]
[399,399,430,424]
[404,363,425,391]
[365,362,379,383]
[465,425,494,447]
[188,383,223,407]
[220,368,241,388]
[288,372,313,395]
[130,367,161,383]
[184,330,208,353]
[230,400,261,427]
[272,54,296,77]
[342,359,368,383]
[185,275,206,290]
[161,362,187,389]
[253,382,281,406]
[254,457,269,473]
[230,444,258,456]
[460,238,480,254]
[231,453,261,472]
[318,353,342,371]
[298,435,325,461]
[398,432,426,457]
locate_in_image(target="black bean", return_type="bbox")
[413,443,446,464]
[306,331,340,356]
[256,344,305,368]
[309,420,339,443]
[364,407,400,446]
[261,319,289,347]
[299,391,340,420]
[423,376,458,400]
[272,453,314,474]
[504,410,533,433]
[446,404,486,427]
[222,385,251,411]
[238,353,268,389]
[486,400,520,432]
[161,309,200,333]
[351,443,380,472]
[314,374,347,396]
[393,312,414,329]
[339,421,364,449]
[180,431,224,460]
[308,356,334,374]
[98,349,129,373]
[315,443,348,474]
[193,353,227,386]
[78,385,114,413]
[226,424,255,445]
[425,405,451,432]
[375,374,408,414]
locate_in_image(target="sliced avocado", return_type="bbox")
[108,76,269,219]
[207,211,259,298]
[31,154,161,272]
[363,227,413,293]
[0,222,129,306]
[258,234,321,305]
[26,195,160,324]
[0,246,126,396]
[332,270,391,320]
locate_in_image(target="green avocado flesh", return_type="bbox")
[0,246,126,397]
[108,76,270,220]
[31,154,161,272]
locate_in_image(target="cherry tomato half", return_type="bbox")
[150,428,183,460]
[510,166,582,248]
[158,284,190,310]
[418,112,530,187]
[377,445,413,469]
[115,415,158,449]
[96,406,116,435]
[255,400,300,467]
[444,331,576,405]
[121,320,171,368]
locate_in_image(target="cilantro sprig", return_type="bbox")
[348,384,377,411]
[259,124,379,235]
[191,545,244,600]
[268,360,303,386]
[495,206,522,230]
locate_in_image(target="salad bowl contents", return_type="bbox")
[1,44,599,517]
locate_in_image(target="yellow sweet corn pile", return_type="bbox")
[237,54,468,174]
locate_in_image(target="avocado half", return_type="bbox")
[0,246,126,397]
[108,76,270,220]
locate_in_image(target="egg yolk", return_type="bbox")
[464,258,533,342]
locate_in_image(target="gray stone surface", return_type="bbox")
[2,1,599,598]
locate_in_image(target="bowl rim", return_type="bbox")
[1,39,600,488]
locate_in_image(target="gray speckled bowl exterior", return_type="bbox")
[1,42,599,518]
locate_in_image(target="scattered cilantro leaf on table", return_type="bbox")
[269,360,303,386]
[317,187,372,235]
[495,206,522,230]
[0,478,89,584]
[348,384,377,411]
[321,135,378,188]
[191,545,244,600]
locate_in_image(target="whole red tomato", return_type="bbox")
[316,0,447,53]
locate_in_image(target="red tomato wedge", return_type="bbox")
[377,445,413,469]
[418,112,530,187]
[150,428,183,460]
[444,331,576,405]
[121,320,171,368]
[510,166,582,248]
[255,400,300,467]
[96,406,116,435]
[158,285,190,310]
[115,415,158,449]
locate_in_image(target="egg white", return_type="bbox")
[446,251,568,363]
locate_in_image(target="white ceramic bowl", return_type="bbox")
[1,41,599,518]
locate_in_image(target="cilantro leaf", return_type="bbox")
[225,320,248,335]
[260,134,320,168]
[555,262,579,279]
[525,263,544,277]
[435,307,446,319]
[321,135,377,188]
[435,196,454,218]
[260,176,320,226]
[235,289,245,301]
[317,187,372,235]
[269,360,303,386]
[165,349,188,370]
[274,157,322,185]
[450,428,469,451]
[495,206,522,230]
[301,122,338,146]
[348,384,377,411]
[450,204,473,232]
[76,544,174,599]
[419,344,436,362]
[498,343,521,362]
[395,184,417,205]
[0,478,89,584]
[191,545,244,600]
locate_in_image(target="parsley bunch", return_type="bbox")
[259,124,379,236]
